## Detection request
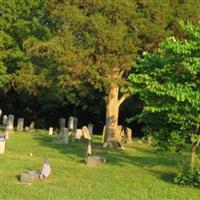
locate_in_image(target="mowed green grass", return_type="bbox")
[0,131,200,200]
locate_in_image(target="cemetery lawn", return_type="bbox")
[0,131,200,200]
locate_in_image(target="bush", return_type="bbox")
[174,163,200,188]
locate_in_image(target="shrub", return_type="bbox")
[174,163,200,188]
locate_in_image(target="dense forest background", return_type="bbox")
[0,0,200,135]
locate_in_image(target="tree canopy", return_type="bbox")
[128,21,200,167]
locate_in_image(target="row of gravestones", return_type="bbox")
[0,112,35,133]
[51,116,94,144]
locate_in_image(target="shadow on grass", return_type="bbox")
[16,175,21,181]
[33,133,186,184]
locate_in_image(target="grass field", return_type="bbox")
[0,131,200,200]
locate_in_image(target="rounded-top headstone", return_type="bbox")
[82,126,91,140]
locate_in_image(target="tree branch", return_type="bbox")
[118,93,131,106]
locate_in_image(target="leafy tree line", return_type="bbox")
[0,0,200,138]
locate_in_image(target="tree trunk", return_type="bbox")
[104,84,120,142]
[191,142,197,170]
[190,123,200,170]
[104,84,130,143]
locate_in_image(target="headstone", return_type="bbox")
[0,109,2,118]
[2,115,8,128]
[29,121,35,132]
[102,126,106,144]
[0,138,6,154]
[53,128,68,144]
[85,156,106,167]
[75,129,83,139]
[63,128,68,144]
[7,115,14,132]
[49,127,53,135]
[88,123,94,136]
[17,118,24,131]
[59,118,66,132]
[20,171,40,184]
[82,126,91,140]
[25,126,29,132]
[68,116,78,132]
[125,127,132,144]
[40,159,51,179]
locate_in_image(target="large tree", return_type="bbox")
[128,21,200,168]
[23,0,200,142]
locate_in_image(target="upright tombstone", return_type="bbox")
[75,129,83,139]
[68,116,78,132]
[68,116,78,142]
[17,118,24,131]
[29,121,35,132]
[59,118,66,132]
[102,126,106,144]
[7,115,14,132]
[88,123,94,136]
[49,127,53,135]
[0,109,2,119]
[2,115,8,128]
[63,128,68,144]
[125,127,132,144]
[82,126,91,140]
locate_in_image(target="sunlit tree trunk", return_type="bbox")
[104,84,129,143]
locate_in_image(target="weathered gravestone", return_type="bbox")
[75,129,83,139]
[0,137,6,154]
[17,118,24,131]
[82,126,107,167]
[20,171,40,184]
[68,116,78,141]
[82,126,91,140]
[2,115,8,129]
[88,123,94,136]
[68,116,78,132]
[29,122,35,132]
[25,126,29,132]
[53,128,68,144]
[7,115,14,133]
[59,118,66,132]
[85,156,107,167]
[125,127,132,144]
[20,159,51,184]
[63,128,68,144]
[49,127,53,135]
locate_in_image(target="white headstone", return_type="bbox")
[29,121,35,132]
[17,118,24,131]
[7,115,14,132]
[0,109,2,118]
[68,116,78,132]
[2,115,8,127]
[88,123,93,136]
[75,129,83,139]
[49,127,53,135]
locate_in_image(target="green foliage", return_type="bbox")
[0,0,50,93]
[128,21,200,153]
[174,163,200,188]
